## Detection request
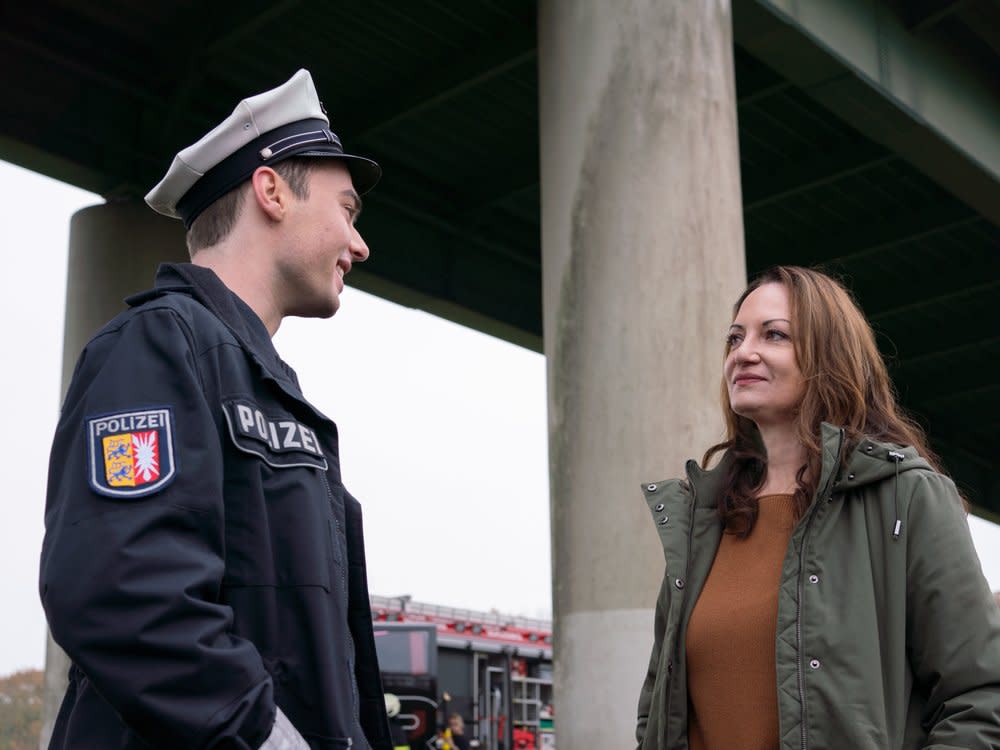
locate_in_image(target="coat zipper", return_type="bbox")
[794,535,812,750]
[673,469,699,748]
[794,428,844,750]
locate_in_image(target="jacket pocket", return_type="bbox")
[220,397,335,590]
[221,463,335,590]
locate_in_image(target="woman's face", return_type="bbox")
[724,283,806,430]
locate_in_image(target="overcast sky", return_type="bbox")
[1,159,998,678]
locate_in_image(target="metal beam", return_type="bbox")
[905,0,971,31]
[343,23,536,142]
[356,150,538,261]
[892,336,1000,374]
[734,0,1000,227]
[747,198,974,271]
[868,279,1000,323]
[959,1,1000,57]
[203,0,303,57]
[742,140,893,210]
[738,80,794,106]
[734,45,795,105]
[374,192,539,271]
[464,180,538,216]
[917,381,1000,408]
[824,214,981,267]
[458,164,539,215]
[0,30,159,106]
[869,278,1000,323]
[354,199,542,349]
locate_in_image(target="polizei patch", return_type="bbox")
[221,398,327,470]
[87,407,177,497]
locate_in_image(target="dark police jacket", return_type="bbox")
[40,263,392,750]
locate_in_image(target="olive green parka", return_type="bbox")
[636,423,1000,750]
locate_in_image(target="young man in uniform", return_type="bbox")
[40,69,392,750]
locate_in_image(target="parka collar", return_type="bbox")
[686,422,933,504]
[685,422,847,508]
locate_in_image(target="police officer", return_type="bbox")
[40,69,392,750]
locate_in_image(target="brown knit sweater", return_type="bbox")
[686,494,797,750]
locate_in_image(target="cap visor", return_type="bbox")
[297,151,382,195]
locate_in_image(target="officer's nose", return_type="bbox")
[350,226,370,262]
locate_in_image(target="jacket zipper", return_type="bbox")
[322,473,362,728]
[794,428,844,750]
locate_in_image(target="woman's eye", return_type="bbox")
[765,329,788,341]
[725,333,742,348]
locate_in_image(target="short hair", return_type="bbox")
[705,265,944,535]
[186,158,314,254]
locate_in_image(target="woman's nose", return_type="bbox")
[734,341,761,363]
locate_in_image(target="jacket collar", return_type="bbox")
[152,263,278,359]
[127,263,335,426]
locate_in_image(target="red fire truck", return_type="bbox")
[370,595,555,750]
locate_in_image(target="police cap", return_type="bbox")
[145,69,381,228]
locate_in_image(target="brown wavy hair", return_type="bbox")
[703,266,942,536]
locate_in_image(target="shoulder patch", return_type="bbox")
[87,407,177,498]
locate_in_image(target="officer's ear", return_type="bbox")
[249,166,289,222]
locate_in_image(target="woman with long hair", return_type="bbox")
[635,266,1000,749]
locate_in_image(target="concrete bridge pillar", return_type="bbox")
[41,200,186,748]
[538,1,747,744]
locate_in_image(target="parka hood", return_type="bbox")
[661,423,935,522]
[838,435,933,489]
[833,429,935,541]
[680,423,933,490]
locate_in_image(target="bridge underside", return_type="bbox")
[1,0,998,514]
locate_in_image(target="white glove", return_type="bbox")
[259,707,310,750]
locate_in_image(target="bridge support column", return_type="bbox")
[538,1,747,745]
[41,200,186,749]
